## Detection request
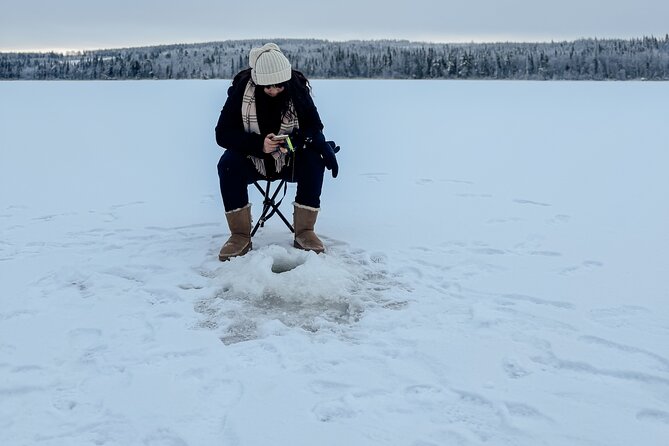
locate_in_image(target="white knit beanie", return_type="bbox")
[249,43,292,85]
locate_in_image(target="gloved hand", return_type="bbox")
[320,140,339,178]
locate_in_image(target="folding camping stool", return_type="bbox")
[251,179,294,236]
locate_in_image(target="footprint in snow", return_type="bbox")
[513,199,551,207]
[499,293,574,309]
[143,429,188,446]
[547,214,571,224]
[559,260,603,275]
[504,402,553,421]
[502,357,532,379]
[309,380,353,395]
[636,409,669,425]
[312,398,358,422]
[470,247,507,255]
[578,335,669,372]
[529,250,562,257]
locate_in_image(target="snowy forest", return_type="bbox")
[2,36,669,81]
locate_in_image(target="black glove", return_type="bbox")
[320,140,339,178]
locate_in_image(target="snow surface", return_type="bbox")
[1,80,669,446]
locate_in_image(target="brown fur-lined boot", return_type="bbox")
[293,202,325,254]
[219,203,252,261]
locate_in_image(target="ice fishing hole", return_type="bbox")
[271,256,306,274]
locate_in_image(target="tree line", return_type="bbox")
[2,36,668,81]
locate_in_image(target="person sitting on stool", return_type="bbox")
[215,43,338,261]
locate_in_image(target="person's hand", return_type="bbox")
[320,141,339,178]
[262,133,288,153]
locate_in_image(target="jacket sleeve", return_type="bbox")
[295,87,325,137]
[292,88,330,154]
[214,82,265,157]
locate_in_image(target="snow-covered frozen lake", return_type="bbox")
[1,80,668,445]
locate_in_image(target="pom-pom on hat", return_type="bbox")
[249,43,292,86]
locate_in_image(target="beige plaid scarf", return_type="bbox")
[241,79,299,176]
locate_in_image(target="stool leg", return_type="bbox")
[251,181,271,236]
[250,180,294,235]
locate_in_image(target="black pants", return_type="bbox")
[217,149,325,212]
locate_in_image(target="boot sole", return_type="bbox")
[293,240,325,254]
[219,242,252,262]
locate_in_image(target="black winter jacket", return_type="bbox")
[215,70,326,158]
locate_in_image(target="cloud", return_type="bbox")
[1,0,667,51]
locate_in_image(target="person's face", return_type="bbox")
[263,83,285,97]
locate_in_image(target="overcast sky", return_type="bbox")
[1,0,667,52]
